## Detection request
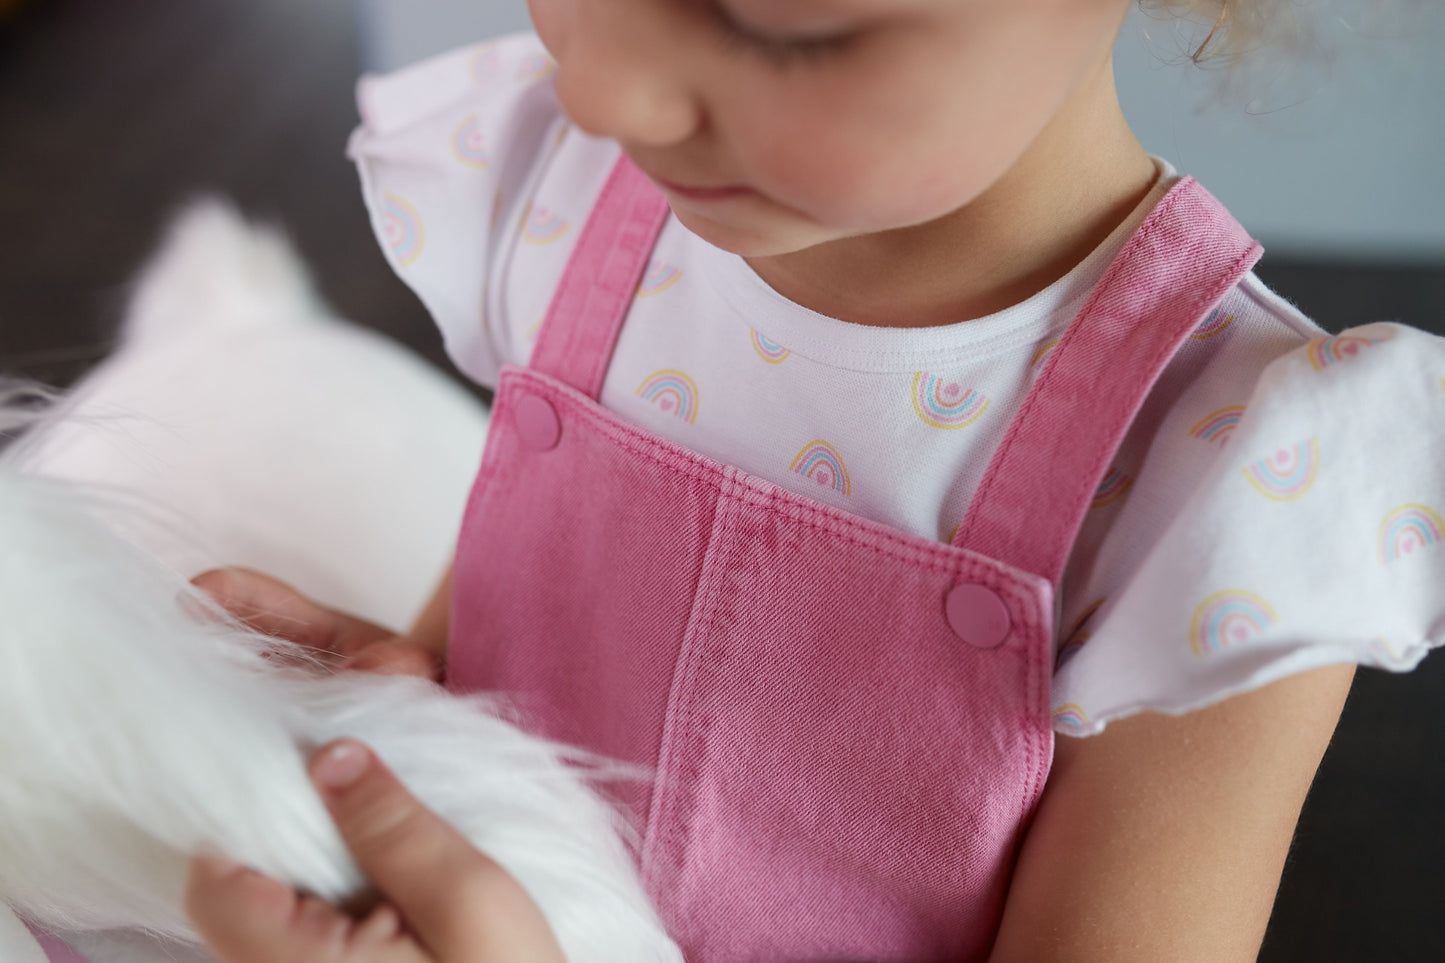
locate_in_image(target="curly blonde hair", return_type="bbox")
[1139,0,1420,64]
[1137,1,1305,63]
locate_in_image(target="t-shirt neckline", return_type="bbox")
[692,159,1177,373]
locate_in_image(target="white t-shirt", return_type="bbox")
[349,33,1445,736]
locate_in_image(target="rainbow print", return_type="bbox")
[1052,704,1090,732]
[380,193,425,267]
[1054,639,1086,669]
[452,115,492,169]
[1188,405,1245,446]
[1367,637,1399,664]
[637,260,683,299]
[1305,333,1379,371]
[751,330,791,364]
[1190,310,1235,341]
[635,369,700,423]
[1030,339,1061,373]
[790,440,851,496]
[1189,590,1278,656]
[911,373,989,429]
[516,51,557,82]
[1056,598,1106,668]
[1091,469,1134,509]
[1377,503,1445,564]
[526,316,544,342]
[1242,438,1320,501]
[470,44,501,82]
[521,203,571,245]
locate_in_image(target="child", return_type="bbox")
[194,0,1444,959]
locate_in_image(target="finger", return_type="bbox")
[190,567,395,659]
[309,740,562,961]
[347,640,445,682]
[185,851,308,962]
[186,853,423,963]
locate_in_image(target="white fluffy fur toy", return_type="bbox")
[0,204,681,963]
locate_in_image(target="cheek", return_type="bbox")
[728,75,1006,232]
[526,0,564,53]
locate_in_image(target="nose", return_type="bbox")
[550,17,701,147]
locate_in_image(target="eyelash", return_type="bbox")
[715,14,852,68]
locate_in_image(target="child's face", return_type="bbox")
[529,0,1134,257]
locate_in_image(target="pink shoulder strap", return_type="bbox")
[952,177,1263,590]
[529,154,671,398]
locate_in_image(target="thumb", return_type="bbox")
[309,741,559,961]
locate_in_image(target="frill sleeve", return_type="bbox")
[347,33,565,389]
[1052,322,1445,736]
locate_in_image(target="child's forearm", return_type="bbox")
[408,564,453,658]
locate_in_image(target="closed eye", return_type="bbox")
[709,5,854,67]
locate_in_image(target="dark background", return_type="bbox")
[1,0,1441,958]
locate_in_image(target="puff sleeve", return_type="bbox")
[1052,322,1445,735]
[347,33,566,389]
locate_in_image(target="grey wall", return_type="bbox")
[355,0,531,72]
[356,0,1445,261]
[1115,4,1445,261]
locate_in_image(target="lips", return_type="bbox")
[652,176,753,202]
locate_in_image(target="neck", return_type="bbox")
[743,55,1158,329]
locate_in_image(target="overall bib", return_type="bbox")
[448,157,1261,962]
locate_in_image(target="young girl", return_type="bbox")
[186,0,1443,959]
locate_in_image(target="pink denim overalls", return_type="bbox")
[23,161,1258,963]
[447,157,1261,961]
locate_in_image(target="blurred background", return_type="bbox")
[0,0,1441,958]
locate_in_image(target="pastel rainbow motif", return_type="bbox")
[522,203,571,245]
[380,193,424,267]
[1056,597,1106,668]
[637,260,683,298]
[636,369,700,423]
[526,316,544,342]
[751,330,791,364]
[1189,590,1278,656]
[790,440,851,496]
[470,44,501,82]
[1377,503,1445,564]
[1242,437,1320,501]
[452,115,492,169]
[1052,704,1090,732]
[911,372,989,429]
[1091,468,1134,509]
[516,51,557,82]
[1190,310,1235,340]
[1188,405,1245,445]
[1306,333,1378,371]
[1367,637,1398,663]
[1030,339,1061,372]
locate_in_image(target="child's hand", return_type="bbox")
[191,567,442,681]
[185,739,567,963]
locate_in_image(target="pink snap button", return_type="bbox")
[944,583,1012,649]
[514,394,561,451]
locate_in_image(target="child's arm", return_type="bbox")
[407,563,453,660]
[987,663,1356,962]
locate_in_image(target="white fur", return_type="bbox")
[0,201,679,961]
[119,197,326,345]
[0,411,679,963]
[15,198,491,631]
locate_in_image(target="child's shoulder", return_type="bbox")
[348,33,591,390]
[352,33,558,139]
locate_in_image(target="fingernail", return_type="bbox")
[313,740,370,790]
[195,847,244,879]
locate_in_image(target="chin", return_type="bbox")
[669,204,841,258]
